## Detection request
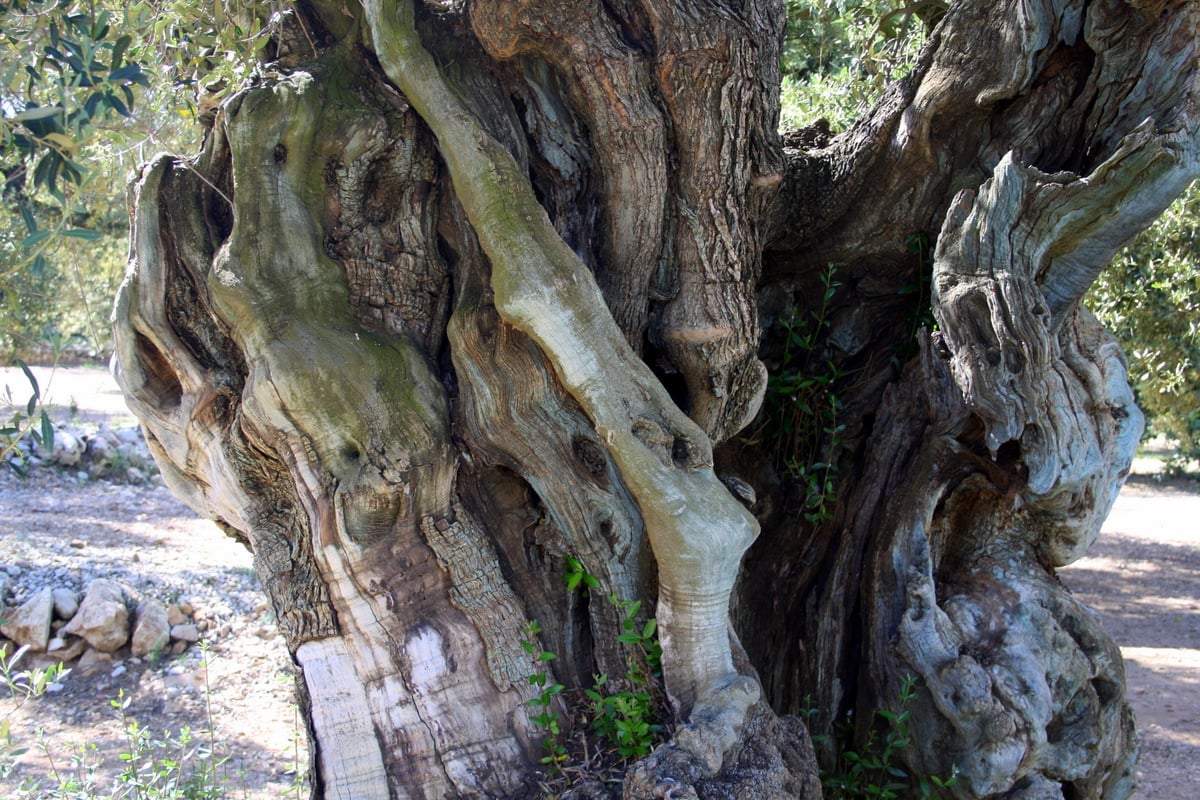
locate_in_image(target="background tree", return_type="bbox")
[105,1,1199,798]
[1091,182,1200,472]
[0,0,266,361]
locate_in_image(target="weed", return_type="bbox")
[765,264,846,523]
[1,360,54,476]
[1,644,69,779]
[520,620,568,772]
[814,674,959,800]
[0,641,307,799]
[563,556,600,595]
[583,595,665,760]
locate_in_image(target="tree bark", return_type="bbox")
[112,0,1199,797]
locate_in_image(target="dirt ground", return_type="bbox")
[0,366,304,798]
[1058,475,1200,799]
[1,364,1198,799]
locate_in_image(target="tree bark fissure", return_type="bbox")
[111,0,1200,797]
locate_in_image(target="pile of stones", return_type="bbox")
[0,576,204,673]
[3,422,159,483]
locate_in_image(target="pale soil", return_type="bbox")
[2,365,1198,799]
[1058,475,1200,800]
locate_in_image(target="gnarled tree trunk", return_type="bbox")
[112,0,1199,797]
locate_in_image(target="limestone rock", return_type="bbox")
[52,588,79,620]
[166,604,187,626]
[132,600,171,657]
[47,634,87,662]
[170,623,200,643]
[60,579,130,653]
[37,428,84,467]
[0,587,54,651]
[76,648,114,674]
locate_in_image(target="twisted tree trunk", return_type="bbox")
[112,0,1199,797]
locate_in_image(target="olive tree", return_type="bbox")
[111,0,1199,796]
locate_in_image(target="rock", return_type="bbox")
[170,623,201,643]
[0,587,54,651]
[76,648,113,673]
[52,588,79,620]
[126,466,146,483]
[87,435,112,460]
[0,573,12,603]
[166,604,187,626]
[132,600,171,657]
[59,579,130,653]
[38,428,83,466]
[69,540,87,549]
[46,634,87,662]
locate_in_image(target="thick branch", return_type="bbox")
[361,0,758,725]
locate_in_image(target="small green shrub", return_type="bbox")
[815,675,959,800]
[583,596,665,761]
[520,620,568,771]
[764,264,846,523]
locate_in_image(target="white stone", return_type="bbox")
[52,588,79,620]
[59,579,130,653]
[87,435,111,459]
[46,635,87,662]
[115,428,141,445]
[37,429,83,467]
[132,600,171,657]
[0,587,54,651]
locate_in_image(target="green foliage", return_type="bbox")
[765,264,846,523]
[780,0,944,130]
[1090,182,1200,471]
[0,1,152,358]
[0,0,267,361]
[563,555,600,595]
[815,675,959,800]
[1,358,53,474]
[1,2,150,201]
[522,581,667,785]
[583,595,664,760]
[520,620,568,771]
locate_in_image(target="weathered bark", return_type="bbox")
[111,0,1199,797]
